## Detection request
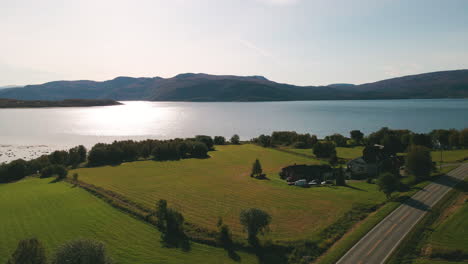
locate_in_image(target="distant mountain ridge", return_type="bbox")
[0,70,467,101]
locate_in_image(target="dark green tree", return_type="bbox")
[335,166,346,186]
[155,199,168,231]
[52,239,112,264]
[214,136,226,145]
[49,150,69,165]
[376,172,400,199]
[230,134,240,145]
[239,208,271,246]
[250,159,263,178]
[460,128,468,148]
[195,135,214,150]
[7,238,47,264]
[190,142,209,158]
[350,130,364,144]
[313,142,336,158]
[405,145,433,181]
[325,133,348,147]
[216,218,233,249]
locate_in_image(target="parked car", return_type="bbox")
[309,180,319,186]
[295,179,308,187]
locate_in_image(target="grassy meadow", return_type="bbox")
[286,146,363,160]
[73,144,387,242]
[0,177,257,264]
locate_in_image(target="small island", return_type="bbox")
[0,98,122,108]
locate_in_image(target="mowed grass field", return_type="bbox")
[0,178,257,264]
[74,144,387,241]
[286,146,363,160]
[425,197,468,253]
[431,149,468,164]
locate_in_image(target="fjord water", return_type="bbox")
[0,99,467,162]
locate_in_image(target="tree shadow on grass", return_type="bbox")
[343,184,367,192]
[254,245,289,264]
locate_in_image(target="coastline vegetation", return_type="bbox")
[1,127,467,263]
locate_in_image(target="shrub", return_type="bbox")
[52,239,112,264]
[7,238,47,264]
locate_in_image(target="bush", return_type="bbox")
[7,238,47,264]
[52,239,112,264]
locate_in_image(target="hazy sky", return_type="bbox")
[1,0,468,86]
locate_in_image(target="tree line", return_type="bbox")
[0,134,242,183]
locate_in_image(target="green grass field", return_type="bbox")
[424,195,468,254]
[286,146,363,160]
[431,149,468,164]
[0,178,257,264]
[290,146,468,165]
[73,144,386,242]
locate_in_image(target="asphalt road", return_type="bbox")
[337,163,468,264]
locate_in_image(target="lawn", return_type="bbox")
[424,192,468,253]
[431,149,468,164]
[0,178,257,264]
[73,144,386,242]
[286,146,363,160]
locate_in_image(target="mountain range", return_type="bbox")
[0,70,467,101]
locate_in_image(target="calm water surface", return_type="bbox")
[0,99,467,162]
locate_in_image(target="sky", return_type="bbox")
[1,0,468,86]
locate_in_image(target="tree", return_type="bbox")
[155,199,168,231]
[195,135,214,150]
[160,208,188,248]
[250,159,263,178]
[77,145,87,163]
[7,238,47,264]
[190,142,209,158]
[376,172,400,199]
[239,208,271,246]
[350,130,364,144]
[217,218,233,249]
[328,153,339,167]
[52,239,112,264]
[313,142,336,158]
[326,133,347,147]
[460,128,468,148]
[214,136,226,145]
[255,134,272,147]
[49,150,69,165]
[40,164,67,179]
[411,133,432,148]
[448,130,460,148]
[335,166,346,186]
[230,134,240,145]
[405,145,433,181]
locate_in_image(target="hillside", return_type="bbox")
[0,70,467,101]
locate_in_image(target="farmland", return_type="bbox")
[0,177,257,264]
[74,144,387,242]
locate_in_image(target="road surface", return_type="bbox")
[337,163,468,264]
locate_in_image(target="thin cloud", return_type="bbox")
[237,39,273,59]
[255,0,301,6]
